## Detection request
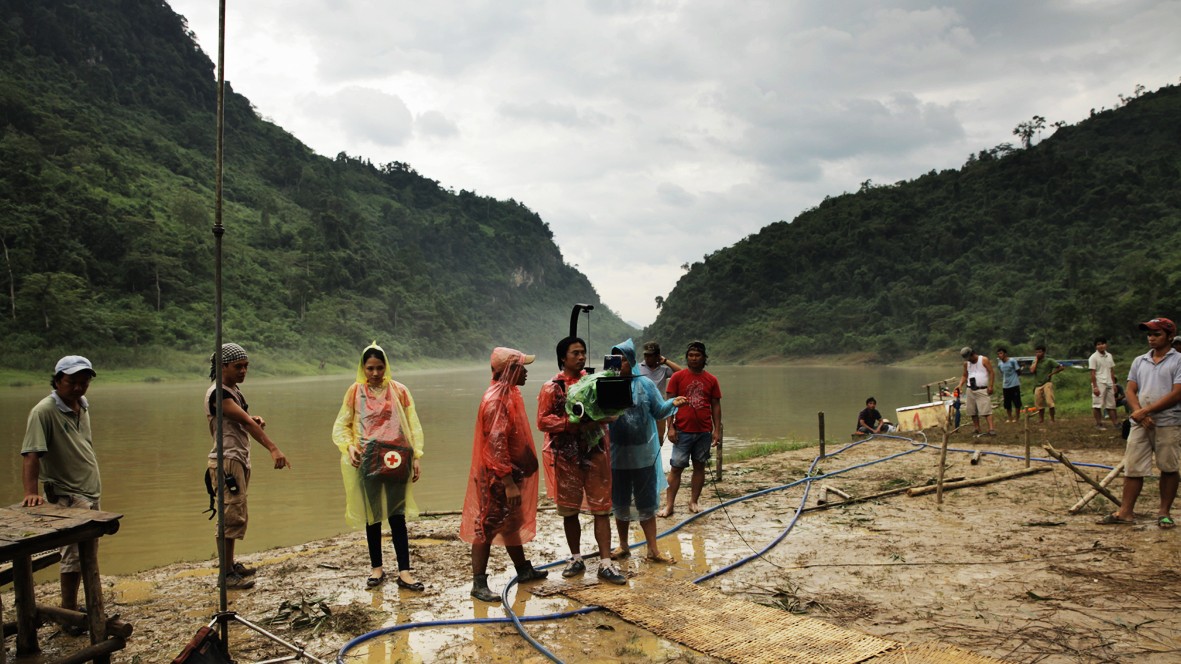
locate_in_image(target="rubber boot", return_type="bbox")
[471,574,500,603]
[515,560,549,583]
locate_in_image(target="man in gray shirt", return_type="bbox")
[637,341,682,443]
[1100,318,1181,528]
[20,356,101,617]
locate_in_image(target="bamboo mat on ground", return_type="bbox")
[868,642,1010,663]
[559,581,1007,664]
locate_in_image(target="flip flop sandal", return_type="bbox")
[1097,514,1135,525]
[1158,516,1176,529]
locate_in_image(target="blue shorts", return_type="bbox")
[670,431,712,469]
[611,467,659,521]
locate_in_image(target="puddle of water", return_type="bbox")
[112,579,155,604]
[174,568,218,579]
[408,537,451,546]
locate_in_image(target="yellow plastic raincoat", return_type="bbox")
[331,343,424,528]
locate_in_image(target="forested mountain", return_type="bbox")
[0,1,633,370]
[647,83,1181,362]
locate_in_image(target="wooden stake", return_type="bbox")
[1043,444,1121,508]
[801,477,965,513]
[1024,409,1031,468]
[818,411,826,459]
[907,466,1052,496]
[1068,461,1126,514]
[826,486,852,500]
[936,426,949,505]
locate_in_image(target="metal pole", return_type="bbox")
[818,412,825,459]
[214,0,229,652]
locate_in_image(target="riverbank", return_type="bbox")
[6,415,1174,663]
[0,351,482,388]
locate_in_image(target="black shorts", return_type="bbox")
[1002,386,1022,411]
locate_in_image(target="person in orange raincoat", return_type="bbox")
[459,347,549,602]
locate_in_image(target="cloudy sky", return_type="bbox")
[170,0,1180,327]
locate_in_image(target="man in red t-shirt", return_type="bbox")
[658,341,722,517]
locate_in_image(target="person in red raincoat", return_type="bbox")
[459,347,549,602]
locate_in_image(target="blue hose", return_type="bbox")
[338,432,1110,663]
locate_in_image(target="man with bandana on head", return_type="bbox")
[658,341,722,517]
[205,343,291,590]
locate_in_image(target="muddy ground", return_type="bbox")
[6,416,1179,663]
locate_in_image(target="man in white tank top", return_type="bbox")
[956,347,996,436]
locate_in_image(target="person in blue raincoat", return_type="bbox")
[607,338,687,563]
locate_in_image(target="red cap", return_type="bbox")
[1139,317,1177,337]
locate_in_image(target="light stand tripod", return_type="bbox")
[203,3,326,662]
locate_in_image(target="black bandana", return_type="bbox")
[208,343,249,380]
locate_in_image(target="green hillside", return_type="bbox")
[0,0,633,373]
[646,83,1181,362]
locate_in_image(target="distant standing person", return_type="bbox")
[459,347,548,602]
[956,347,995,436]
[1089,337,1119,430]
[1031,345,1066,423]
[332,343,425,591]
[20,356,101,619]
[855,397,891,435]
[659,341,722,517]
[1099,318,1181,528]
[205,343,291,590]
[637,341,683,443]
[996,347,1023,423]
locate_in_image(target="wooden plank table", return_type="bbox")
[0,503,125,664]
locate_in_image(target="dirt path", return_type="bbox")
[6,416,1179,663]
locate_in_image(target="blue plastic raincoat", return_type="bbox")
[607,338,674,520]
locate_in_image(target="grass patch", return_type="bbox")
[726,439,817,463]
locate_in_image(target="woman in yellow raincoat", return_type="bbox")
[332,343,425,590]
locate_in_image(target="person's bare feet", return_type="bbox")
[688,502,702,513]
[656,505,674,518]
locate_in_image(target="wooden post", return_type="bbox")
[1044,444,1121,508]
[818,412,826,459]
[1069,461,1126,514]
[937,426,949,505]
[714,437,723,482]
[926,385,932,402]
[12,555,38,656]
[1024,408,1031,467]
[78,538,109,662]
[907,467,1051,496]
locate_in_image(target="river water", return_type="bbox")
[0,364,951,575]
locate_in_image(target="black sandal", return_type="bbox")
[366,571,386,589]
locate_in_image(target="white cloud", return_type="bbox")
[303,87,414,147]
[170,0,1181,326]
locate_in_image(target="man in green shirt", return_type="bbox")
[1031,345,1066,423]
[20,355,101,617]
